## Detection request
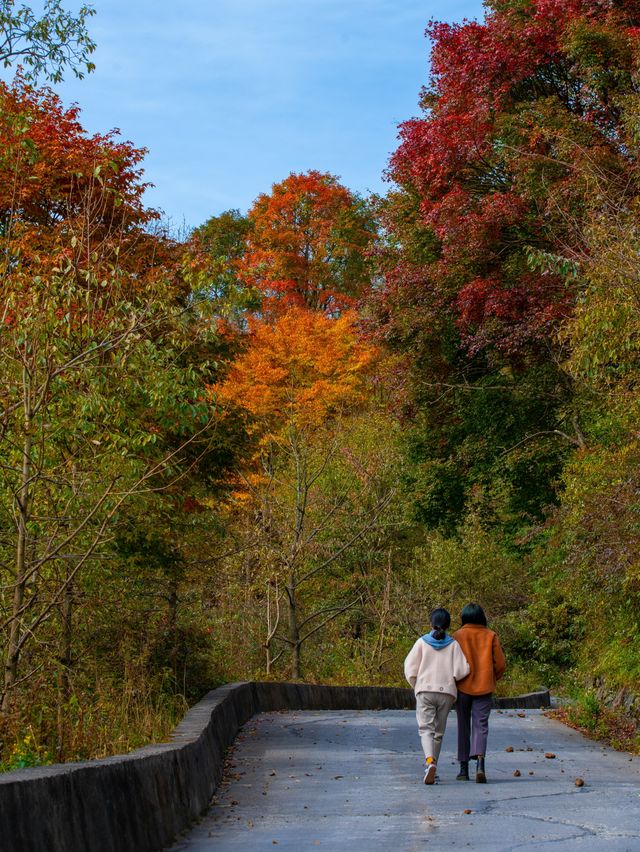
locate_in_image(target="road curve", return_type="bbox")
[169,708,640,851]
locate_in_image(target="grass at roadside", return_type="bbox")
[548,690,640,755]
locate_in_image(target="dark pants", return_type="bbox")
[456,692,492,761]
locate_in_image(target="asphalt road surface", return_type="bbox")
[170,708,640,851]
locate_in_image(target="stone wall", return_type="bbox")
[0,683,550,852]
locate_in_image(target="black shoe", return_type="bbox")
[456,760,469,780]
[476,755,487,783]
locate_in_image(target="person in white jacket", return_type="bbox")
[404,607,470,784]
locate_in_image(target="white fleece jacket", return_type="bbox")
[404,637,470,698]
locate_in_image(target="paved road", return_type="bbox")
[170,708,640,851]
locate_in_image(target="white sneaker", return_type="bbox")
[424,762,437,785]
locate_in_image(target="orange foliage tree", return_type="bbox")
[210,308,392,679]
[0,77,180,302]
[240,170,376,316]
[214,307,377,437]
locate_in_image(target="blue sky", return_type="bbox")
[49,1,485,229]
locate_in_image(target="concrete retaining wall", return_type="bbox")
[0,683,550,852]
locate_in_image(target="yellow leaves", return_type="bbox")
[211,307,378,435]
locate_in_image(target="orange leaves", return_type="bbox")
[211,308,378,436]
[0,77,179,303]
[240,170,375,316]
[0,79,149,228]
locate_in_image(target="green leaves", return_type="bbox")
[0,1,97,83]
[524,246,579,281]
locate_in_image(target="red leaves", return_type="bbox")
[0,78,150,228]
[392,109,494,199]
[456,273,573,356]
[0,77,186,315]
[428,191,527,262]
[380,0,640,362]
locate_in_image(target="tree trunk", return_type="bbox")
[56,569,74,758]
[286,580,301,680]
[2,417,33,714]
[168,580,178,686]
[265,577,280,676]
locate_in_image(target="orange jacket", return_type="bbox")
[453,624,506,696]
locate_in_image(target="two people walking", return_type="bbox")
[404,603,506,785]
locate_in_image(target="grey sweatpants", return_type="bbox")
[416,691,456,763]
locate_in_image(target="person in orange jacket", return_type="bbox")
[453,603,506,783]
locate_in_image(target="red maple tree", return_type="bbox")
[381,0,640,358]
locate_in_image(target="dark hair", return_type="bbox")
[460,603,487,626]
[430,607,451,640]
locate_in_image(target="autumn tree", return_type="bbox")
[211,308,396,679]
[370,0,640,536]
[240,170,376,316]
[368,0,640,708]
[383,0,640,359]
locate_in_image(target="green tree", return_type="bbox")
[189,210,260,322]
[0,0,96,82]
[0,83,238,745]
